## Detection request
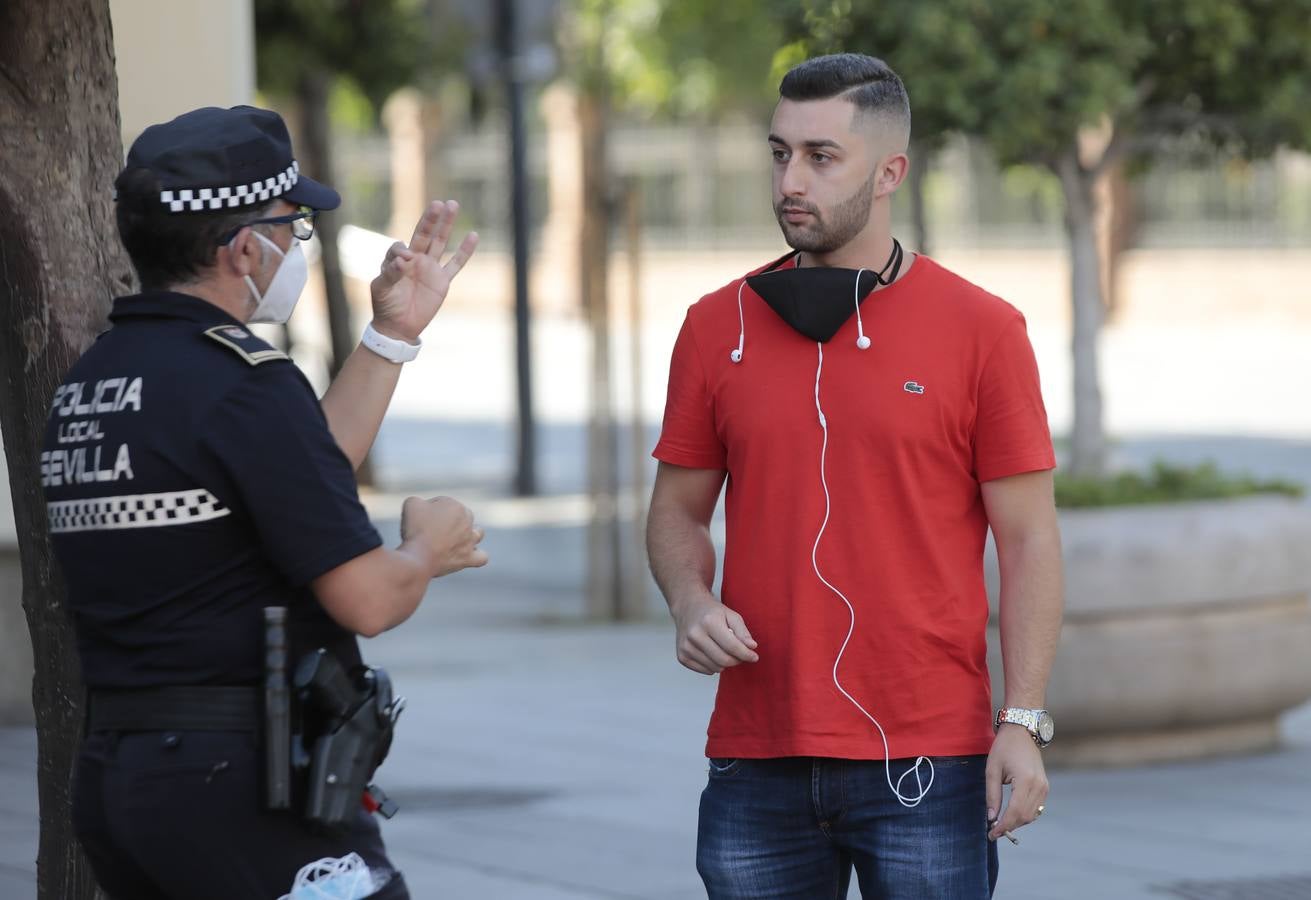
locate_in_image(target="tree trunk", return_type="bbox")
[580,87,622,620]
[0,2,132,898]
[296,70,374,485]
[1056,148,1107,478]
[907,138,932,255]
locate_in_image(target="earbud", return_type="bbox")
[853,268,871,352]
[731,281,748,364]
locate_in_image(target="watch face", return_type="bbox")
[1037,712,1055,744]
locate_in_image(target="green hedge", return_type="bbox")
[1054,461,1306,509]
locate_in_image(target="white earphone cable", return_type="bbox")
[811,341,934,807]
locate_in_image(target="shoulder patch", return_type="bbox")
[203,325,288,366]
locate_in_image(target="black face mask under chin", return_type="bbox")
[746,239,904,343]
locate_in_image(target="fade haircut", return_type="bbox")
[778,53,911,141]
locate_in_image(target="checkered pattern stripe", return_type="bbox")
[159,161,299,212]
[47,489,231,534]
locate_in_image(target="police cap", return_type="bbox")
[120,105,340,214]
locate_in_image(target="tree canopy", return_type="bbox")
[800,0,1311,476]
[254,0,438,111]
[802,0,1311,171]
[568,0,801,118]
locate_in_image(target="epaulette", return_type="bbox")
[202,324,288,365]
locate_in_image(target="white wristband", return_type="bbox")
[362,322,421,363]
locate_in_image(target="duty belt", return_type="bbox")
[87,685,259,732]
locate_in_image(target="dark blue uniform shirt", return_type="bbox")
[41,291,382,688]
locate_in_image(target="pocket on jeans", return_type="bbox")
[707,757,744,778]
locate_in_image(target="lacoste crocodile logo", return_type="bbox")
[903,381,926,394]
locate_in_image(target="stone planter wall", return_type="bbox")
[986,496,1311,767]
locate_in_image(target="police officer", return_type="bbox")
[41,105,485,899]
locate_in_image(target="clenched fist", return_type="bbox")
[673,595,759,675]
[401,495,489,577]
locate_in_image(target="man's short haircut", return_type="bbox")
[114,166,274,291]
[778,53,911,137]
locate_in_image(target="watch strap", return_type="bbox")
[997,707,1038,732]
[362,322,421,363]
[996,707,1051,746]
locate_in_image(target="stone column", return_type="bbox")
[384,88,438,241]
[537,82,583,312]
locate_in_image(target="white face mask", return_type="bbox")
[243,230,308,324]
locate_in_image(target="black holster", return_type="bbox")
[293,648,405,830]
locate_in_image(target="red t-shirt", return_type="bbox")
[654,254,1055,760]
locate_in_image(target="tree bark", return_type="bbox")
[907,138,932,255]
[0,2,133,898]
[580,87,622,620]
[1056,147,1107,478]
[296,69,374,485]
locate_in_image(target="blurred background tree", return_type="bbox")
[592,0,793,119]
[254,0,452,482]
[560,0,800,618]
[802,0,1311,477]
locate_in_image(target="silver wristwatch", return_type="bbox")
[995,707,1055,748]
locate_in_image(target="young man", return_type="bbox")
[648,54,1063,899]
[43,105,486,899]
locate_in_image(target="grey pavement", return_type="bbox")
[1,430,1310,898]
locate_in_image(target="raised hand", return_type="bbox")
[370,200,479,342]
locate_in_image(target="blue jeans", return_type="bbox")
[697,756,998,900]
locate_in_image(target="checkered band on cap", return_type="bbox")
[158,161,300,212]
[47,489,231,533]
